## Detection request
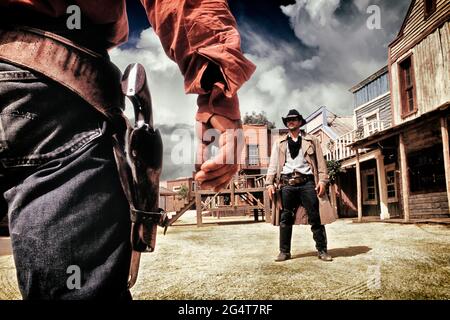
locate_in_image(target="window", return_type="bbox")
[398,55,417,117]
[362,169,378,205]
[363,112,380,137]
[247,144,260,166]
[385,164,398,203]
[424,0,436,19]
[408,144,446,194]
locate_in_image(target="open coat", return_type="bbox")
[265,132,338,226]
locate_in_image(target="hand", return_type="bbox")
[267,185,276,201]
[315,182,326,197]
[195,114,243,192]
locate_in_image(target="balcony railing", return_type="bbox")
[325,120,392,161]
[325,130,356,161]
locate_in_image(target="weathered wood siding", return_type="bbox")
[409,192,449,217]
[402,118,442,152]
[306,114,324,133]
[390,0,450,61]
[355,93,392,129]
[354,72,389,108]
[390,21,450,125]
[241,125,270,169]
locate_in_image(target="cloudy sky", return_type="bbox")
[112,0,412,179]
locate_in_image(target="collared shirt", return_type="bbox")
[280,135,313,175]
[0,0,256,123]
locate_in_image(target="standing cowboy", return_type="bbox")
[266,109,337,262]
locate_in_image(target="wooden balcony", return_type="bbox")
[325,121,392,161]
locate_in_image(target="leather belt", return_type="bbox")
[280,173,314,186]
[0,26,124,121]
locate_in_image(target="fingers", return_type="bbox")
[195,115,243,192]
[316,184,325,197]
[215,180,232,192]
[195,164,237,182]
[200,131,241,172]
[197,165,238,191]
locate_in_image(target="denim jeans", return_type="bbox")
[279,180,327,253]
[0,61,131,299]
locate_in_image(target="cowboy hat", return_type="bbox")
[282,109,306,127]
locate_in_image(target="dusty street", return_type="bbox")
[0,216,449,300]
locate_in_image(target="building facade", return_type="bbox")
[327,0,449,220]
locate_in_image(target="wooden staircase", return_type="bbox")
[168,198,196,225]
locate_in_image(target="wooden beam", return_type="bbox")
[231,180,236,216]
[441,117,450,213]
[341,149,382,168]
[399,134,410,222]
[263,189,271,222]
[376,154,390,220]
[356,150,363,222]
[195,192,203,227]
[196,188,266,195]
[207,205,263,212]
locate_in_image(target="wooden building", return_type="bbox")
[158,186,177,212]
[383,0,449,220]
[238,124,272,175]
[329,0,449,221]
[325,66,398,219]
[162,177,195,213]
[305,106,354,155]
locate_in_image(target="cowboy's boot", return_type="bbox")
[275,225,293,262]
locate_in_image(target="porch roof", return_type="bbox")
[348,103,449,149]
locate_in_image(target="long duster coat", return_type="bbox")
[265,132,338,226]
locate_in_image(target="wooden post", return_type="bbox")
[195,192,203,227]
[263,189,271,222]
[337,175,343,216]
[441,117,450,213]
[376,154,390,220]
[356,150,363,222]
[399,134,410,222]
[231,178,237,216]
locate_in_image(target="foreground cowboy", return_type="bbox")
[266,110,337,263]
[0,1,255,299]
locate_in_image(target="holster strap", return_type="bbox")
[130,207,167,226]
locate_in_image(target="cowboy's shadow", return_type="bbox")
[291,246,372,260]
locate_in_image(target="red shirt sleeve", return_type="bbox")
[140,0,256,123]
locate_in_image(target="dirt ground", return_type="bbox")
[1,213,449,300]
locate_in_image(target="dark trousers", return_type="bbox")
[279,181,327,253]
[0,61,131,299]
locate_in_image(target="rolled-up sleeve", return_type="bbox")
[141,0,256,122]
